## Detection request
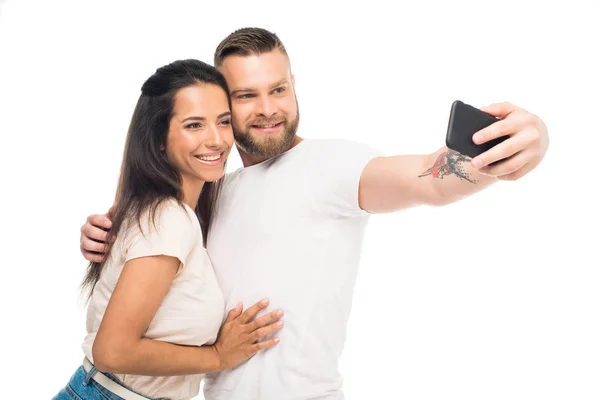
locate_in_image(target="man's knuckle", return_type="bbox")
[526,113,538,125]
[504,142,516,155]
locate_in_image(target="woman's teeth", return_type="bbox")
[195,154,221,164]
[199,155,220,161]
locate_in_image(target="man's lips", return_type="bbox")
[250,121,283,133]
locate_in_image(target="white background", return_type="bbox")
[1,0,599,399]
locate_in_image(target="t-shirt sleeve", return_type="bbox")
[124,201,199,270]
[318,139,385,217]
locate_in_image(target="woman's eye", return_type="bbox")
[186,123,202,129]
[220,119,231,126]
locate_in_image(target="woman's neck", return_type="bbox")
[181,177,204,210]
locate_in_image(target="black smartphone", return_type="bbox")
[445,100,509,160]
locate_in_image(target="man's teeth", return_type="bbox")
[255,123,279,128]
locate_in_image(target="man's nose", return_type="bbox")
[256,96,277,119]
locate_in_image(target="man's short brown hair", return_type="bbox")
[214,27,288,68]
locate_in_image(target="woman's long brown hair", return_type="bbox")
[81,59,230,299]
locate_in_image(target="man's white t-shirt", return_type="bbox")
[204,139,383,400]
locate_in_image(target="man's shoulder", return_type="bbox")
[224,168,242,179]
[304,137,367,148]
[221,168,243,187]
[303,138,383,157]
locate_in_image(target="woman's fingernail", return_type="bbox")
[261,298,269,305]
[276,310,284,316]
[276,321,284,327]
[473,133,483,144]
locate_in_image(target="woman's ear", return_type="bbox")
[160,144,165,151]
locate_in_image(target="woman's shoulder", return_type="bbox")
[158,198,198,222]
[124,199,201,242]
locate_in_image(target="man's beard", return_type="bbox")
[234,111,299,159]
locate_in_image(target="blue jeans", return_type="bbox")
[53,365,160,400]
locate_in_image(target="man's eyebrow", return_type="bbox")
[269,79,289,89]
[230,88,253,96]
[230,79,289,96]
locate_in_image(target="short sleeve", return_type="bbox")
[314,139,385,217]
[123,201,199,270]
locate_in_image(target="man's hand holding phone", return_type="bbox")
[446,100,549,181]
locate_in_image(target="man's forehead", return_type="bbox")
[219,51,291,89]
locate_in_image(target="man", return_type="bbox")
[80,27,549,399]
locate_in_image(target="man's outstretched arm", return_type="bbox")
[359,102,549,213]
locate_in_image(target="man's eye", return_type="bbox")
[274,87,285,94]
[238,94,254,99]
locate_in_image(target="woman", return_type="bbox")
[54,59,283,400]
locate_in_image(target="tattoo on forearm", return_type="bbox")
[418,150,477,183]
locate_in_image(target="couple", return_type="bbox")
[58,27,549,400]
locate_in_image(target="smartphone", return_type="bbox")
[445,100,509,160]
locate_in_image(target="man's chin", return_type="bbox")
[249,131,286,144]
[235,137,289,158]
[234,118,298,158]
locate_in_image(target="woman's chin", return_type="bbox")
[199,170,226,183]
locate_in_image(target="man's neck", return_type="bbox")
[238,136,303,167]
